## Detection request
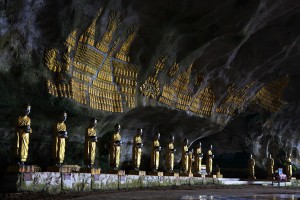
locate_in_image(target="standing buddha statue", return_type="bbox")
[286,153,293,179]
[166,135,176,172]
[132,128,143,170]
[84,118,98,168]
[266,153,274,179]
[188,150,194,174]
[110,123,122,169]
[248,154,256,179]
[194,142,203,174]
[151,132,161,171]
[181,138,189,173]
[53,112,68,166]
[15,103,32,166]
[206,144,214,175]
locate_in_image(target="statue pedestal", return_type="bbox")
[7,165,41,173]
[147,171,163,176]
[164,172,179,177]
[129,170,146,176]
[215,173,223,178]
[179,172,193,177]
[80,168,101,174]
[108,170,125,175]
[206,174,217,178]
[193,173,205,178]
[288,177,296,181]
[47,165,80,173]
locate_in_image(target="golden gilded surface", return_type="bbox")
[286,154,292,178]
[45,6,139,113]
[194,73,204,87]
[266,156,274,178]
[194,146,203,174]
[53,122,67,164]
[45,49,62,73]
[115,25,139,62]
[151,139,160,170]
[140,57,167,99]
[84,128,97,165]
[181,144,189,173]
[167,62,179,77]
[216,82,255,116]
[166,142,175,172]
[110,131,121,168]
[254,75,289,113]
[206,149,213,175]
[96,11,120,53]
[16,116,32,162]
[248,156,256,179]
[188,151,194,174]
[132,134,142,169]
[159,65,193,111]
[190,87,215,116]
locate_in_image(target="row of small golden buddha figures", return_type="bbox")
[14,103,294,178]
[15,104,212,174]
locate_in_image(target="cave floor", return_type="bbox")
[2,185,300,200]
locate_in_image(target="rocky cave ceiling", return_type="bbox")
[0,0,299,169]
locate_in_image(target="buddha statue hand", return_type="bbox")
[25,125,31,133]
[115,140,122,146]
[155,146,161,151]
[136,143,143,148]
[58,131,68,138]
[89,136,98,142]
[18,125,31,133]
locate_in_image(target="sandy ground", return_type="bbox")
[2,185,300,200]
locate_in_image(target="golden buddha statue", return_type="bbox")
[188,150,194,174]
[53,112,68,166]
[110,123,122,170]
[84,118,98,168]
[151,132,161,171]
[248,154,256,179]
[15,104,32,166]
[266,153,274,179]
[194,142,203,174]
[166,135,176,172]
[206,144,214,175]
[132,128,143,170]
[181,138,189,173]
[286,153,292,179]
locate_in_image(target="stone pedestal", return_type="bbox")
[80,168,101,174]
[47,165,80,173]
[147,171,164,176]
[129,170,146,176]
[216,173,223,178]
[206,174,217,178]
[164,172,179,177]
[7,165,41,173]
[108,169,125,175]
[179,172,193,177]
[193,173,205,178]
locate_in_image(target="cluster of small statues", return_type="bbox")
[248,153,294,180]
[15,104,294,179]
